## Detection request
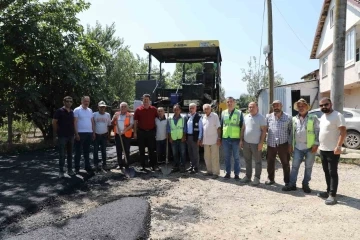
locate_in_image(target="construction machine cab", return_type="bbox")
[135,40,222,112]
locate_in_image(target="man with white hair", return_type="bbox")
[199,104,221,178]
[111,102,134,169]
[186,103,203,174]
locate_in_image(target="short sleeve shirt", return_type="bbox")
[134,106,158,130]
[93,112,111,134]
[53,107,74,137]
[244,113,267,144]
[74,106,93,133]
[319,110,346,151]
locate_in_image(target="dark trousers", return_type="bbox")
[115,134,131,167]
[93,133,107,166]
[58,136,74,172]
[187,137,199,169]
[74,132,92,171]
[137,129,156,168]
[267,142,290,183]
[156,139,167,163]
[320,150,340,197]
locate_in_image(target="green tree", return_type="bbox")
[169,63,204,88]
[237,93,252,109]
[241,56,284,99]
[0,0,108,141]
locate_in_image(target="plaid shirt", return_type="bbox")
[266,112,292,147]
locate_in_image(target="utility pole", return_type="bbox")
[331,0,347,113]
[267,0,275,111]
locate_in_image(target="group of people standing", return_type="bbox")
[53,94,346,206]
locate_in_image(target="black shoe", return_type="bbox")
[116,166,123,170]
[234,175,240,180]
[317,192,329,198]
[75,169,80,175]
[186,167,194,172]
[282,185,297,191]
[194,168,199,173]
[224,173,230,179]
[171,167,180,173]
[265,180,275,185]
[152,166,160,171]
[302,185,311,193]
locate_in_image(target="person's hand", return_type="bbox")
[75,134,80,141]
[217,138,221,146]
[334,146,342,155]
[311,145,318,153]
[198,140,202,147]
[92,133,96,140]
[169,138,173,143]
[181,136,186,142]
[133,133,137,139]
[288,145,293,154]
[240,140,244,149]
[258,143,263,152]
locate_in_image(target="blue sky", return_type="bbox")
[78,0,323,99]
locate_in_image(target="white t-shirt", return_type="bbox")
[93,112,111,134]
[201,112,221,145]
[319,110,346,151]
[116,113,134,133]
[74,106,93,133]
[156,117,168,141]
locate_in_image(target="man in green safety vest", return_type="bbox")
[167,104,187,173]
[282,98,319,193]
[221,97,244,179]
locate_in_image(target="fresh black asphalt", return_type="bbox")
[7,197,150,240]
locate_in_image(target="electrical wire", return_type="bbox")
[258,0,266,73]
[273,1,311,53]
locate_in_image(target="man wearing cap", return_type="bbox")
[74,96,95,174]
[282,99,319,193]
[266,100,292,185]
[112,102,134,170]
[93,101,111,171]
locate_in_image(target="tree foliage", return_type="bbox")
[241,56,285,99]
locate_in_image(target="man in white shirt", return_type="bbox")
[93,101,111,171]
[74,96,95,174]
[317,97,346,205]
[199,104,221,178]
[155,107,168,164]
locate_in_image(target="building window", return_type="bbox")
[356,48,359,62]
[345,28,355,63]
[330,7,334,28]
[322,56,328,78]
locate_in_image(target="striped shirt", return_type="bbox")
[266,112,292,147]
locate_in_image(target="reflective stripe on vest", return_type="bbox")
[170,117,184,140]
[222,109,241,139]
[112,112,133,138]
[292,114,315,148]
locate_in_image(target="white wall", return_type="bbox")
[316,0,360,58]
[344,87,360,108]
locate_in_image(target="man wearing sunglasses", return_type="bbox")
[52,96,75,178]
[317,97,346,205]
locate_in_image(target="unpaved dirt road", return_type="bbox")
[2,159,359,240]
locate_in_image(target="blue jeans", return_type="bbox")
[171,140,186,167]
[289,147,315,186]
[222,138,241,176]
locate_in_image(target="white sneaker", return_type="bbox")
[240,176,251,183]
[252,177,260,186]
[59,172,65,178]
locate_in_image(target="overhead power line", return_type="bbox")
[273,1,311,53]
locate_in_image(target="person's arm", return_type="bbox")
[182,117,186,142]
[74,109,80,140]
[334,114,347,154]
[52,119,58,135]
[287,116,293,145]
[91,112,95,140]
[123,114,134,133]
[198,117,203,140]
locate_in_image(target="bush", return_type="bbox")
[0,115,34,143]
